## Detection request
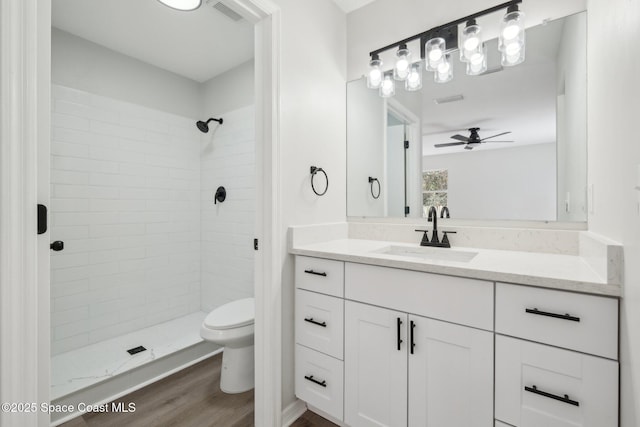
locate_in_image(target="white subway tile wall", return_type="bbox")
[200,105,255,312]
[51,85,204,355]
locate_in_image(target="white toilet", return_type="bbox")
[200,297,255,394]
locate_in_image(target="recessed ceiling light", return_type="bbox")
[433,94,464,105]
[157,0,202,11]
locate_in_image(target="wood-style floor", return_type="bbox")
[61,353,337,427]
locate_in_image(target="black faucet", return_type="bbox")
[415,206,456,248]
[428,206,439,244]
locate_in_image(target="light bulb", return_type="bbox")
[428,49,443,62]
[464,37,480,52]
[505,42,521,56]
[502,23,520,40]
[405,62,422,91]
[367,56,383,89]
[394,46,412,81]
[466,43,487,76]
[380,75,395,98]
[434,54,452,83]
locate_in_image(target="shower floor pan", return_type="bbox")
[50,311,218,425]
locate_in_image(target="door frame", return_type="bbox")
[0,0,283,425]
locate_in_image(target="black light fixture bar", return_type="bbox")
[368,0,522,59]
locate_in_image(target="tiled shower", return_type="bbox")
[49,84,255,401]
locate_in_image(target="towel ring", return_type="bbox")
[310,166,328,196]
[368,177,381,199]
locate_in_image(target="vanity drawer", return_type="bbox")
[495,283,618,359]
[345,263,494,330]
[295,289,344,359]
[495,335,618,427]
[295,256,344,297]
[295,344,344,422]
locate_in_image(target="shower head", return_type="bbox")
[196,117,223,133]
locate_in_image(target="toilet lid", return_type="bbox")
[204,298,254,330]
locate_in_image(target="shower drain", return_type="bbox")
[127,346,147,355]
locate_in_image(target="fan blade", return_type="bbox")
[484,140,514,143]
[435,142,467,148]
[480,131,512,141]
[450,134,470,142]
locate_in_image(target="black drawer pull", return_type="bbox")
[304,269,327,277]
[525,308,580,322]
[304,375,327,387]
[304,317,327,327]
[397,317,403,351]
[525,385,580,406]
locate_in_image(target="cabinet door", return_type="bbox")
[408,315,493,427]
[495,335,618,427]
[345,300,408,427]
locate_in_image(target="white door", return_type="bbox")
[408,315,493,427]
[345,300,408,427]
[495,335,618,427]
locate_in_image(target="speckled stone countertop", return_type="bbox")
[290,238,622,297]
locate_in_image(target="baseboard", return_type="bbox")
[281,398,307,427]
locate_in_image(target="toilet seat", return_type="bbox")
[203,298,254,330]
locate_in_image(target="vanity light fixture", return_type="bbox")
[156,0,202,11]
[365,0,524,98]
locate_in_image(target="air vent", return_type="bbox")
[208,0,243,21]
[127,345,147,355]
[433,94,464,105]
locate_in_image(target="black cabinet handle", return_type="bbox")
[304,317,327,327]
[304,269,327,277]
[525,308,580,322]
[410,320,416,354]
[304,375,327,388]
[397,317,403,351]
[525,385,580,407]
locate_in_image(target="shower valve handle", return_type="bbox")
[50,241,64,251]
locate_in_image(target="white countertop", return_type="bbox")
[290,238,622,297]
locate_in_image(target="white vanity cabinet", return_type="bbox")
[293,256,620,427]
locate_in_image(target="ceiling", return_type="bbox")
[52,0,254,83]
[420,18,565,156]
[332,0,378,13]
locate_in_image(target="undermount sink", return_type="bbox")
[374,245,478,263]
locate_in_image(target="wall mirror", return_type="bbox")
[347,11,587,222]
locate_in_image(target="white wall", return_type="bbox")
[423,143,557,221]
[200,105,255,312]
[52,28,201,118]
[556,12,587,221]
[201,59,254,118]
[271,0,347,410]
[50,85,201,355]
[586,0,640,425]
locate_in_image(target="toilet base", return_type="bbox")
[220,344,254,394]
